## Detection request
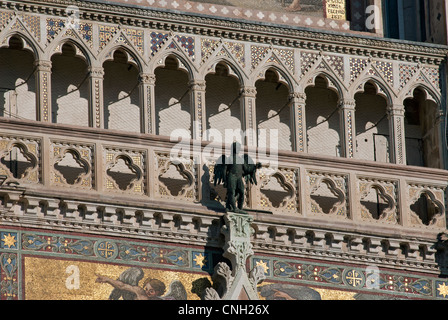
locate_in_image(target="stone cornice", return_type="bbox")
[0,187,443,276]
[4,0,448,65]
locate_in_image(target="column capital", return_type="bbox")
[240,86,257,98]
[387,104,405,117]
[34,60,52,72]
[289,92,306,103]
[189,79,206,91]
[88,66,104,78]
[139,73,156,85]
[338,98,356,110]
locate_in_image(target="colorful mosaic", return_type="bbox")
[123,27,144,55]
[252,256,448,300]
[251,45,269,69]
[300,51,319,76]
[99,24,119,50]
[0,11,12,29]
[46,18,65,42]
[349,57,369,82]
[200,38,219,62]
[423,66,441,90]
[222,41,244,68]
[399,63,418,89]
[21,14,41,43]
[1,227,446,300]
[325,55,344,79]
[272,48,294,73]
[171,35,195,60]
[374,61,394,85]
[150,31,169,55]
[64,22,93,48]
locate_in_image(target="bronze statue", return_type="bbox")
[214,142,262,213]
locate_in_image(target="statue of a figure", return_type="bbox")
[214,142,262,213]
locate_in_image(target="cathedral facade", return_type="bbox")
[0,0,448,300]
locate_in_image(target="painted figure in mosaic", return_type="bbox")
[258,283,321,300]
[286,0,302,11]
[95,267,187,300]
[214,142,262,213]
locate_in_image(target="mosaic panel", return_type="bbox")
[251,45,269,69]
[78,22,93,46]
[99,24,119,50]
[0,227,446,300]
[200,38,219,62]
[375,61,394,85]
[150,31,169,55]
[0,11,13,29]
[0,252,18,300]
[21,14,41,43]
[300,51,319,75]
[169,35,195,60]
[349,57,368,82]
[224,41,245,68]
[325,55,344,79]
[63,22,94,48]
[423,66,441,90]
[46,18,65,42]
[399,63,418,89]
[252,256,446,300]
[273,48,294,73]
[115,27,145,55]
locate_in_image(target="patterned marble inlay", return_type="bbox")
[251,45,269,69]
[46,18,65,42]
[150,31,169,55]
[399,63,418,89]
[349,57,368,82]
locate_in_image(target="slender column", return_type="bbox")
[240,86,257,210]
[139,73,156,134]
[290,92,307,153]
[387,103,407,165]
[189,79,207,141]
[240,86,257,148]
[34,60,52,122]
[339,98,357,158]
[88,66,104,129]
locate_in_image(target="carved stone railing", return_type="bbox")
[0,117,446,230]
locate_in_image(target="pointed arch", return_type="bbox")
[201,56,247,86]
[47,37,93,66]
[352,76,394,106]
[0,30,41,60]
[302,70,344,99]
